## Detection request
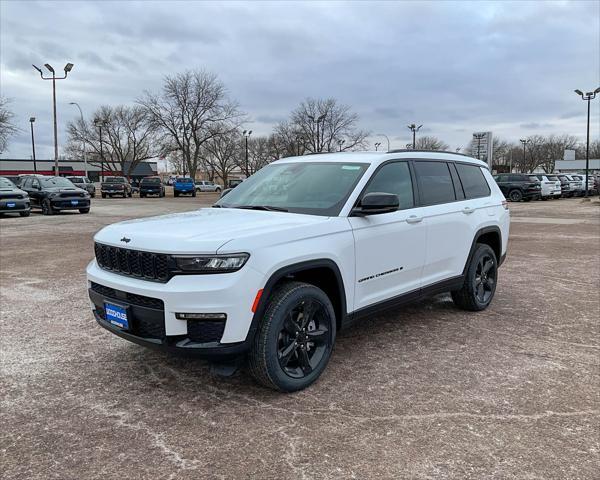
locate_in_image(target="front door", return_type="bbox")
[349,161,427,311]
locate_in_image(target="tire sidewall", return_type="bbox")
[260,284,336,392]
[467,244,498,310]
[509,190,522,202]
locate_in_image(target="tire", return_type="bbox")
[101,193,106,199]
[91,192,96,198]
[41,199,54,216]
[19,210,31,217]
[249,281,336,392]
[128,191,132,198]
[174,191,179,197]
[140,193,146,198]
[451,244,498,311]
[192,191,196,197]
[508,189,523,202]
[79,208,90,214]
[216,188,221,193]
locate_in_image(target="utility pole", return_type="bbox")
[29,117,37,173]
[519,138,530,173]
[243,130,252,177]
[574,87,600,197]
[32,63,74,176]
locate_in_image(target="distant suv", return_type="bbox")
[21,175,90,215]
[174,177,196,197]
[555,174,574,197]
[101,177,132,198]
[530,174,562,200]
[67,176,96,197]
[195,180,222,193]
[493,173,541,202]
[139,177,165,198]
[87,151,509,392]
[0,176,30,217]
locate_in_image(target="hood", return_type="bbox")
[94,207,331,254]
[45,187,86,194]
[0,187,27,196]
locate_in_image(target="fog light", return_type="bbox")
[175,312,227,320]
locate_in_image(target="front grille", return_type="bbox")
[95,243,170,282]
[0,193,23,200]
[60,191,85,198]
[90,282,164,309]
[187,320,226,343]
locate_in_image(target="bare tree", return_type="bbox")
[203,130,243,186]
[576,139,600,160]
[236,135,278,176]
[66,105,158,176]
[138,70,244,179]
[0,97,19,154]
[275,98,369,154]
[415,135,449,151]
[271,121,306,158]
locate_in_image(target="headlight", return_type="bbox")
[173,253,249,273]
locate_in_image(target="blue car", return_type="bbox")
[173,177,196,197]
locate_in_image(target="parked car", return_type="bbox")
[101,177,132,198]
[139,176,165,198]
[555,174,574,197]
[561,174,584,197]
[88,151,509,392]
[66,176,96,197]
[195,180,222,193]
[20,175,90,215]
[227,179,243,189]
[530,174,562,200]
[492,173,541,201]
[174,177,196,197]
[572,174,596,195]
[0,176,30,217]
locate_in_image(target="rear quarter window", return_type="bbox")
[414,161,456,206]
[455,163,491,199]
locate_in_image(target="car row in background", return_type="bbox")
[493,173,599,201]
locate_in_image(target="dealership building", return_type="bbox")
[0,158,158,182]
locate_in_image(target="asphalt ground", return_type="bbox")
[1,192,599,479]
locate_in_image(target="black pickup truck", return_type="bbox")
[101,177,132,198]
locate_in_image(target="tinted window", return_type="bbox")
[142,177,161,184]
[547,176,559,181]
[455,163,491,199]
[106,177,125,183]
[362,161,414,210]
[414,161,456,206]
[40,177,76,188]
[495,174,508,182]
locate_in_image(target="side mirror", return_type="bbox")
[352,192,399,216]
[220,188,232,198]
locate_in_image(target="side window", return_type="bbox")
[455,163,491,199]
[362,161,414,210]
[31,178,40,189]
[414,161,456,206]
[508,174,521,182]
[22,178,31,188]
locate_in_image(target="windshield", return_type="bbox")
[105,177,125,183]
[141,177,161,184]
[0,177,16,188]
[39,177,76,188]
[547,176,559,181]
[67,177,84,183]
[216,162,368,216]
[176,178,193,184]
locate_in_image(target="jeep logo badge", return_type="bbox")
[120,237,131,243]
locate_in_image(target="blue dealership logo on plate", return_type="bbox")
[104,302,129,329]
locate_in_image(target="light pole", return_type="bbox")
[519,138,530,173]
[69,102,88,177]
[374,142,381,151]
[574,87,600,197]
[32,62,74,176]
[29,117,37,173]
[94,118,107,181]
[338,139,345,152]
[243,130,252,177]
[308,114,326,152]
[377,133,390,152]
[408,124,422,149]
[474,133,486,160]
[295,136,303,156]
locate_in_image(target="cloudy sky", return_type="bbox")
[1,0,599,159]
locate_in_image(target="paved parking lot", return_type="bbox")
[1,195,599,479]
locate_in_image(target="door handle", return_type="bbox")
[462,207,475,214]
[406,215,423,224]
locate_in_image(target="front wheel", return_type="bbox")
[19,210,31,217]
[215,188,221,193]
[79,208,90,214]
[451,244,498,311]
[508,189,523,202]
[249,281,336,392]
[192,191,196,197]
[41,199,54,216]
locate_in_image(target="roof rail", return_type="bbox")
[386,149,472,158]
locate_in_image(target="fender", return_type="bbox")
[245,259,348,342]
[462,226,503,276]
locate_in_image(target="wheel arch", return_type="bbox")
[462,226,503,275]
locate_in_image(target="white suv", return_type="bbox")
[87,151,510,391]
[530,174,562,199]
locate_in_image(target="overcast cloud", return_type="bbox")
[1,0,599,158]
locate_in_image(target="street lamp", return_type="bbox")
[574,87,600,197]
[295,136,303,156]
[308,114,326,152]
[473,133,486,160]
[94,118,108,181]
[519,138,530,172]
[377,133,390,152]
[32,62,74,176]
[374,142,381,151]
[242,130,252,176]
[338,139,345,152]
[29,117,37,173]
[407,124,422,149]
[69,102,88,177]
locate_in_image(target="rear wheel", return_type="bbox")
[249,281,336,392]
[41,199,54,215]
[19,210,31,217]
[508,189,523,202]
[451,244,498,311]
[174,191,179,197]
[101,193,106,199]
[79,207,90,214]
[192,190,196,197]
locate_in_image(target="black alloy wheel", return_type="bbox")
[474,253,496,304]
[41,199,54,215]
[451,243,498,311]
[509,189,523,202]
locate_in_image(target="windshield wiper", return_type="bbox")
[234,205,288,212]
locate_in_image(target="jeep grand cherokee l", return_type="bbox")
[87,151,509,392]
[493,173,541,201]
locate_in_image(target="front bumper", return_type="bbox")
[51,198,90,210]
[0,198,30,213]
[86,259,264,355]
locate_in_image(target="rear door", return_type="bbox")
[349,161,427,310]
